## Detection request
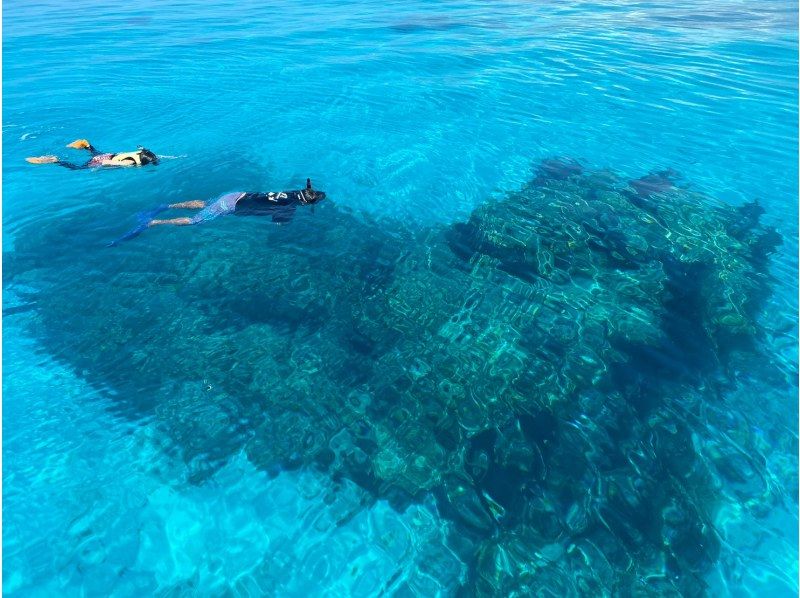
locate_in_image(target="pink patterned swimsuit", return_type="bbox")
[87,153,114,167]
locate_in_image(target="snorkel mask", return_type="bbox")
[303,178,326,203]
[137,145,159,166]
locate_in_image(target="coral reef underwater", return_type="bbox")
[5,160,796,596]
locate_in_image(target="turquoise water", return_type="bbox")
[3,0,798,595]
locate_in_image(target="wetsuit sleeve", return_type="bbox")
[270,205,296,223]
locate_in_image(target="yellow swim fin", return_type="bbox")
[66,139,91,149]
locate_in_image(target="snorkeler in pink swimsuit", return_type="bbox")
[26,139,158,169]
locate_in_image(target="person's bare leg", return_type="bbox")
[147,202,206,226]
[148,217,194,227]
[169,201,206,209]
[26,155,88,169]
[26,155,59,164]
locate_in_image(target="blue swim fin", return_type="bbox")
[107,204,169,247]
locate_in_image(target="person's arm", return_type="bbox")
[271,204,296,224]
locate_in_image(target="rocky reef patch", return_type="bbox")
[4,160,795,595]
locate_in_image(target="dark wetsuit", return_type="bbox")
[234,190,318,222]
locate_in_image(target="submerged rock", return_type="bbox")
[4,160,793,594]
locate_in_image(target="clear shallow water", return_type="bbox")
[3,0,797,596]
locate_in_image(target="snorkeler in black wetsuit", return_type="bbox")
[109,179,326,245]
[26,138,159,169]
[233,187,323,218]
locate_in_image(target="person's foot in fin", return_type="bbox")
[66,139,92,150]
[107,222,150,247]
[107,204,170,247]
[25,155,59,164]
[136,204,170,223]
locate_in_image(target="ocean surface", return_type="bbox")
[3,0,798,596]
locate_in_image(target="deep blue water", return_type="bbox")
[3,0,798,595]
